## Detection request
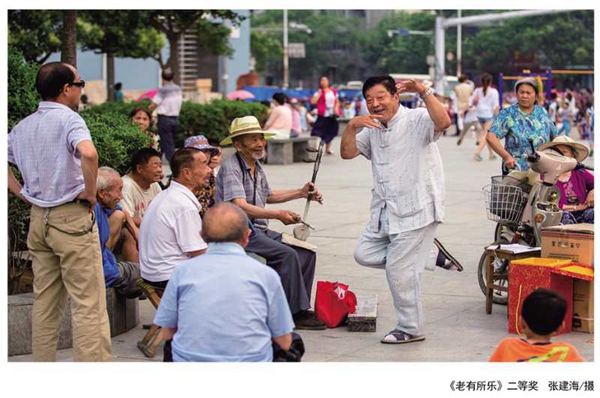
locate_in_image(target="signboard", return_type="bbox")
[288,43,306,59]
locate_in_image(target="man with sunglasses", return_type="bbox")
[8,62,111,361]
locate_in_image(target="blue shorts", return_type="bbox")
[477,116,493,124]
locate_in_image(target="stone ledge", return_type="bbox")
[8,288,139,357]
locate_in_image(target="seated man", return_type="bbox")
[120,148,164,262]
[154,203,295,362]
[95,167,143,298]
[216,116,325,330]
[139,148,211,292]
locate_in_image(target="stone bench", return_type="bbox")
[8,288,139,357]
[348,294,378,332]
[265,136,318,165]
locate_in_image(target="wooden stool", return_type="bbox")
[484,248,540,314]
[136,280,163,358]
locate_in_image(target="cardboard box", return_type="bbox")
[541,223,594,266]
[572,279,594,334]
[508,258,573,335]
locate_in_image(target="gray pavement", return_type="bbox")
[8,128,594,362]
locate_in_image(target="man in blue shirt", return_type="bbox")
[154,202,295,362]
[95,167,143,298]
[487,77,558,174]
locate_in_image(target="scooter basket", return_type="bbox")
[483,176,531,224]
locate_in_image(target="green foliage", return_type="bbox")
[178,100,268,145]
[8,10,62,64]
[8,48,40,131]
[196,20,234,57]
[250,31,283,73]
[83,98,153,118]
[462,11,594,75]
[78,11,165,59]
[80,110,153,175]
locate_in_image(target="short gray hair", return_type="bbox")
[97,166,121,191]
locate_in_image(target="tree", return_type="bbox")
[61,10,78,66]
[8,10,63,64]
[140,10,244,84]
[250,31,282,73]
[78,11,165,101]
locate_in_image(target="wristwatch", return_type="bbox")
[420,87,433,100]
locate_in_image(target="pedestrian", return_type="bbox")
[472,73,500,162]
[216,116,326,330]
[95,167,143,298]
[310,76,341,155]
[114,82,124,102]
[340,75,454,344]
[263,92,292,140]
[456,98,483,146]
[285,96,302,138]
[453,74,475,137]
[489,288,585,362]
[184,135,220,217]
[487,77,558,174]
[149,68,183,165]
[7,61,111,361]
[153,202,296,362]
[130,106,160,151]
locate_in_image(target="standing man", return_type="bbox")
[149,68,183,165]
[486,77,558,174]
[340,75,452,344]
[7,62,111,361]
[216,116,326,330]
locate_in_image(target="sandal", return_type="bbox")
[381,329,425,344]
[434,238,464,272]
[473,154,483,162]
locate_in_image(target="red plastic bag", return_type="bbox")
[314,281,357,328]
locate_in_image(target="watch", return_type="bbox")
[420,87,433,100]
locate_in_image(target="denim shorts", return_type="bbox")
[477,116,493,124]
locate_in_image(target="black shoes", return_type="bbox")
[293,310,327,330]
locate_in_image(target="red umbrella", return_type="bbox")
[137,88,158,102]
[227,89,255,101]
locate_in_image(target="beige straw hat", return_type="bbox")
[220,116,275,146]
[538,135,589,162]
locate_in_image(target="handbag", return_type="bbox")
[314,281,357,328]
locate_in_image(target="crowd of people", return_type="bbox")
[7,61,590,363]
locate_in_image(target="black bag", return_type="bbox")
[272,332,305,362]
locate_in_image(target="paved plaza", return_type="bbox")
[8,128,595,362]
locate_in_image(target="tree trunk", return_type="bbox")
[61,11,77,67]
[106,52,116,102]
[167,33,181,86]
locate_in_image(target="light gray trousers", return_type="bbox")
[354,208,438,336]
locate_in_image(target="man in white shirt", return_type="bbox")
[149,68,183,165]
[139,147,212,289]
[341,75,452,345]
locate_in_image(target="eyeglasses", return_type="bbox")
[70,80,86,88]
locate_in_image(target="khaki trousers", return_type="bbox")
[28,203,112,362]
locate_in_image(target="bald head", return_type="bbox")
[202,203,249,244]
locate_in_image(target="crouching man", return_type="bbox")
[154,203,295,362]
[95,167,143,298]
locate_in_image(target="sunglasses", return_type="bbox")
[69,80,86,88]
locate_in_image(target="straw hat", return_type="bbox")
[538,135,589,162]
[220,116,275,146]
